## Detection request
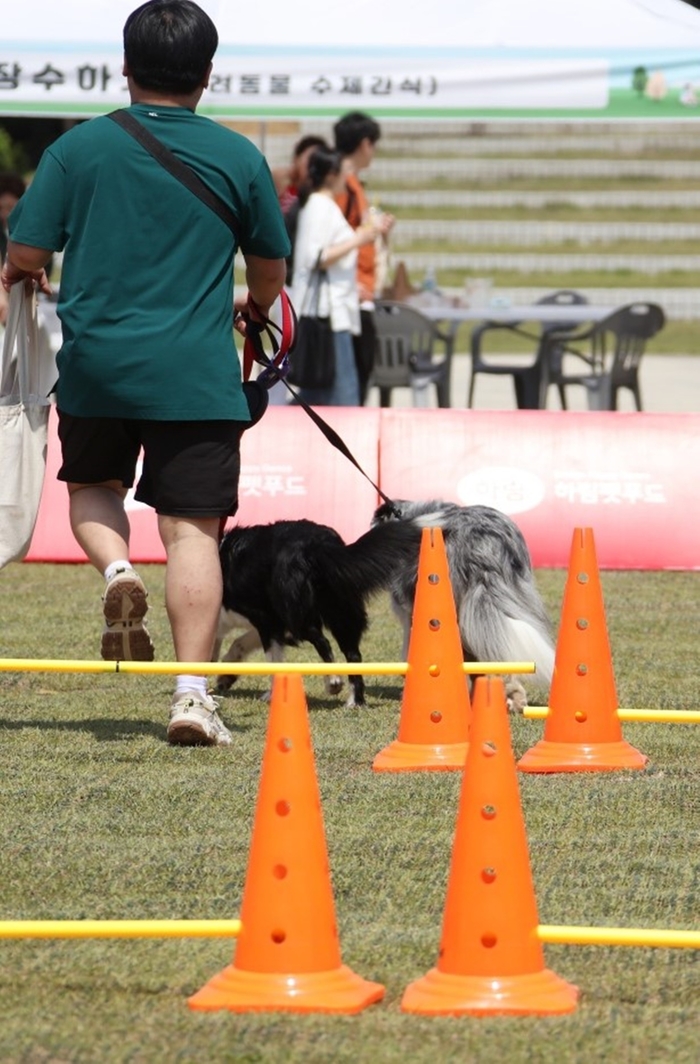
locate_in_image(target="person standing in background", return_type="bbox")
[0,172,26,264]
[265,134,330,406]
[273,136,330,220]
[272,134,330,287]
[291,147,379,406]
[333,112,395,404]
[0,172,27,325]
[1,0,289,747]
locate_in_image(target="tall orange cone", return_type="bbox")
[402,676,578,1016]
[373,526,471,772]
[189,674,385,1013]
[518,527,648,773]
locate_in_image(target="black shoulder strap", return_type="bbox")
[106,109,241,243]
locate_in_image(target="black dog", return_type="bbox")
[372,499,555,710]
[215,517,431,706]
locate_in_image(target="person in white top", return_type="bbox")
[290,147,379,405]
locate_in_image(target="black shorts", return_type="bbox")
[56,412,247,518]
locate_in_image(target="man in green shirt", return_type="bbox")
[1,0,290,746]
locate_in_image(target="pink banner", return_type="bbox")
[25,407,700,570]
[26,407,382,563]
[378,410,700,570]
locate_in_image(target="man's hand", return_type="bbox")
[1,241,54,297]
[233,291,266,338]
[374,211,395,238]
[1,259,52,297]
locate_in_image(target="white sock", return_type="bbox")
[175,675,208,699]
[104,560,133,581]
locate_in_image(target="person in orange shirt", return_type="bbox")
[333,112,394,404]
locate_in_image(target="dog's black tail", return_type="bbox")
[335,518,436,599]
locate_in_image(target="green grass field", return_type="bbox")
[0,562,699,1063]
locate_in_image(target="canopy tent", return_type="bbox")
[4,0,700,120]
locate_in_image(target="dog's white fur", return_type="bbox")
[214,611,343,700]
[372,499,555,710]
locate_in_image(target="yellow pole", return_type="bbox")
[525,707,700,724]
[0,919,241,939]
[0,658,534,677]
[538,925,700,949]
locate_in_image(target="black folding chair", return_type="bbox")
[372,301,456,408]
[468,290,588,409]
[543,302,666,410]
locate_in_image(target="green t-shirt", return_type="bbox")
[10,104,290,420]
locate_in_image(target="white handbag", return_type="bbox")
[0,285,55,568]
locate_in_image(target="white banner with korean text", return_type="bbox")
[4,0,700,120]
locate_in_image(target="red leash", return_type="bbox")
[240,290,297,384]
[220,289,398,543]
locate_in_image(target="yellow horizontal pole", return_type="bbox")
[0,658,534,677]
[524,707,700,724]
[3,921,695,948]
[0,919,241,940]
[538,925,700,950]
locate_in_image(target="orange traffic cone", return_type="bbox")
[189,674,385,1013]
[373,526,471,772]
[518,527,648,773]
[402,676,578,1016]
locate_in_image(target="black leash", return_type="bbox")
[106,109,242,242]
[285,378,399,512]
[242,303,399,515]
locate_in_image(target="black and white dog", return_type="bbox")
[372,499,555,710]
[214,517,431,707]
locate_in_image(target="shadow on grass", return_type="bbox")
[0,716,252,742]
[216,680,401,714]
[215,683,269,702]
[217,689,358,715]
[366,682,404,702]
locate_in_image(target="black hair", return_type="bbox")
[333,111,381,155]
[297,147,343,207]
[123,0,218,95]
[293,135,329,159]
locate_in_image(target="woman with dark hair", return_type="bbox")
[273,134,330,288]
[290,147,379,406]
[273,135,329,214]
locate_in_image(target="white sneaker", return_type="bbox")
[101,567,154,661]
[167,690,232,747]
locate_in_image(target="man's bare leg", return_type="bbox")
[158,515,222,663]
[159,515,231,747]
[68,481,154,661]
[68,481,131,570]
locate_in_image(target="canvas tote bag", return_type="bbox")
[0,285,54,568]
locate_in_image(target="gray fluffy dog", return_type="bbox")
[372,499,555,711]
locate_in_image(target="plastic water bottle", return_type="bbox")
[419,266,440,306]
[422,266,438,293]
